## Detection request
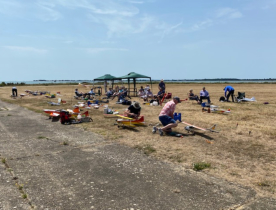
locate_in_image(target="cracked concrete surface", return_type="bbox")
[0,100,275,210]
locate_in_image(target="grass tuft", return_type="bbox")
[135,144,156,155]
[193,162,211,171]
[62,141,69,146]
[37,136,47,139]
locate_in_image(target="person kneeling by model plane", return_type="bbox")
[152,96,181,136]
[124,101,141,119]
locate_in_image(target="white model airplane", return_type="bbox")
[236,97,256,102]
[48,98,66,106]
[181,121,219,134]
[202,105,231,114]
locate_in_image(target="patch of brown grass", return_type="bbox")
[1,83,276,198]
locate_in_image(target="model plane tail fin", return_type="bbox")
[82,111,89,117]
[209,124,216,131]
[208,124,219,133]
[73,107,80,113]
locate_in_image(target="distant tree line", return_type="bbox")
[0,82,26,86]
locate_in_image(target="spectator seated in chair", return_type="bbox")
[141,88,154,102]
[105,88,114,98]
[111,86,123,100]
[75,89,83,98]
[138,86,145,97]
[199,87,211,104]
[188,89,200,103]
[83,88,95,99]
[119,88,131,101]
[156,90,165,105]
[144,84,150,94]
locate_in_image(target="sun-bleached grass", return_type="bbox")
[0,83,276,197]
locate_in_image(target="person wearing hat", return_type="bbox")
[124,101,141,119]
[224,85,235,102]
[199,87,211,104]
[153,96,181,136]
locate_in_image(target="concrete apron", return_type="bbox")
[0,99,275,210]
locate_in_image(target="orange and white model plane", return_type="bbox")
[43,107,80,118]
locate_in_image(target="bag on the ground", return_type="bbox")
[219,96,225,101]
[60,110,70,124]
[122,100,131,105]
[149,99,159,104]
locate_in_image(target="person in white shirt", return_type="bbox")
[199,87,211,104]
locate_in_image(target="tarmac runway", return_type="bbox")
[0,99,275,210]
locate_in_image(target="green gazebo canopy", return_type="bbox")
[118,72,151,80]
[94,74,118,81]
[117,72,152,96]
[94,74,121,92]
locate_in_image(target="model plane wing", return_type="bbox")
[182,121,218,133]
[115,115,134,120]
[50,113,60,117]
[181,121,207,131]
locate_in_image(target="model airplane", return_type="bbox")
[116,115,145,128]
[202,105,231,114]
[181,121,219,134]
[43,107,80,118]
[236,97,256,102]
[48,98,66,106]
[48,102,60,106]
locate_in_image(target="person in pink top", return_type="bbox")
[152,96,181,136]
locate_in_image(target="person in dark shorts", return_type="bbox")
[152,97,181,136]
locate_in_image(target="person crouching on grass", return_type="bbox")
[152,97,181,136]
[124,101,141,119]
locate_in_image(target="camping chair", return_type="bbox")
[160,92,172,105]
[74,92,83,100]
[237,92,245,99]
[234,92,245,102]
[118,90,131,101]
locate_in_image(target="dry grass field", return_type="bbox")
[1,83,276,198]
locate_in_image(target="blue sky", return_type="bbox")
[0,0,276,81]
